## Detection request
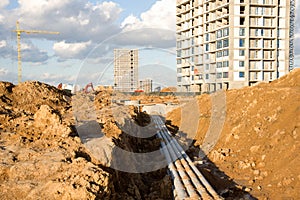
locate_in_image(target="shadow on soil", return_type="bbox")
[165,118,258,200]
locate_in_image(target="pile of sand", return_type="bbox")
[167,68,300,199]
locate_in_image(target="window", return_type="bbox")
[240,6,245,14]
[240,17,245,25]
[177,77,182,82]
[191,75,194,81]
[223,72,228,78]
[191,66,194,71]
[239,39,245,47]
[217,62,223,68]
[217,30,222,38]
[177,68,182,73]
[205,33,209,41]
[239,28,245,36]
[223,49,229,56]
[255,29,259,36]
[223,39,229,47]
[239,49,245,56]
[217,51,223,58]
[205,44,209,51]
[205,54,210,59]
[177,50,182,57]
[217,40,222,49]
[239,61,245,67]
[205,74,209,79]
[205,64,209,70]
[223,61,229,67]
[217,73,222,79]
[223,28,229,36]
[239,71,245,78]
[177,59,182,64]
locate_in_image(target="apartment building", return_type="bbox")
[114,49,138,92]
[176,0,294,92]
[139,78,153,93]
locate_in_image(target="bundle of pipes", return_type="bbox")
[152,115,222,200]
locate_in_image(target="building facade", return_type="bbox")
[176,0,293,92]
[114,49,138,92]
[139,78,153,93]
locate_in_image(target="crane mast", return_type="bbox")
[13,21,59,84]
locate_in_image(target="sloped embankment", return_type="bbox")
[167,68,300,199]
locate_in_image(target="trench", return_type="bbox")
[107,109,173,199]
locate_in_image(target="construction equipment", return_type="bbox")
[84,82,94,93]
[13,21,59,84]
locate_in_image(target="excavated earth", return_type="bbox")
[0,81,172,199]
[0,68,299,200]
[167,68,300,199]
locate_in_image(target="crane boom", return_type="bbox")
[13,21,59,84]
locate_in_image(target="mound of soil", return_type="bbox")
[167,68,300,199]
[0,81,114,199]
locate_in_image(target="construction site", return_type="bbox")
[0,0,299,198]
[0,67,299,199]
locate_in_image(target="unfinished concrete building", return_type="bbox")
[176,0,295,92]
[114,49,138,92]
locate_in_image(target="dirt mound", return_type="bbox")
[167,68,300,199]
[0,81,172,199]
[0,81,114,199]
[161,87,177,92]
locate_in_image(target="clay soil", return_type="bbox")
[0,81,171,199]
[167,68,300,199]
[0,68,299,200]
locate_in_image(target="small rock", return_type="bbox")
[250,145,260,153]
[253,170,260,175]
[257,186,262,190]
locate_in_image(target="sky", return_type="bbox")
[0,0,299,88]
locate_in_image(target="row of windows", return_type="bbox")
[216,61,229,68]
[217,39,229,49]
[217,49,229,57]
[178,71,245,81]
[216,27,229,39]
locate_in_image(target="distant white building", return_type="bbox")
[139,78,153,93]
[114,49,139,92]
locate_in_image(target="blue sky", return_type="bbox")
[0,0,299,87]
[0,0,177,87]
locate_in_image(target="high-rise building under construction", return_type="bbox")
[114,49,138,92]
[176,0,295,92]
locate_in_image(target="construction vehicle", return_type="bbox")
[84,82,94,93]
[13,21,59,84]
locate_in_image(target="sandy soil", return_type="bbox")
[167,68,300,199]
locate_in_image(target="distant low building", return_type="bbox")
[139,78,153,93]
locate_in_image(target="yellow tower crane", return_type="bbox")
[13,21,59,84]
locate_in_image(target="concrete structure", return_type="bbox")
[176,0,294,93]
[139,78,153,93]
[114,49,138,92]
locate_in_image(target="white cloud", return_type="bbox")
[121,0,176,31]
[53,40,92,59]
[0,40,6,48]
[0,0,9,9]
